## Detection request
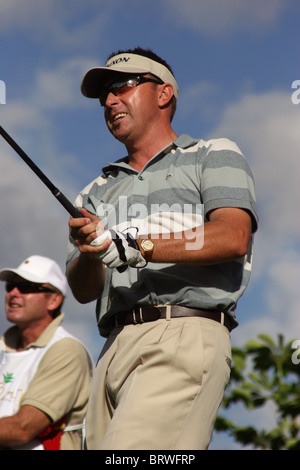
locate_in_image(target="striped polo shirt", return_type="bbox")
[67,134,258,336]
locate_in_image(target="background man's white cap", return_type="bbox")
[81,53,179,99]
[0,255,67,296]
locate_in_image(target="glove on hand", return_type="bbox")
[90,227,147,269]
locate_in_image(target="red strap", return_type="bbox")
[38,415,67,450]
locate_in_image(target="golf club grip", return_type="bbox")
[0,125,81,218]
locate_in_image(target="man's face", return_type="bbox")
[5,278,55,327]
[102,74,162,144]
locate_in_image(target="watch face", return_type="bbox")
[142,239,154,251]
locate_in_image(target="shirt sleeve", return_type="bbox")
[201,138,258,232]
[21,338,93,423]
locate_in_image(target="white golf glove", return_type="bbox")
[90,227,147,269]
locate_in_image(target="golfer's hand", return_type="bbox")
[91,227,147,269]
[68,208,111,256]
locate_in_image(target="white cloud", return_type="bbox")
[162,0,287,36]
[34,58,95,110]
[0,60,85,136]
[1,103,47,130]
[0,0,120,49]
[211,90,300,240]
[179,81,218,118]
[0,145,67,257]
[0,0,289,44]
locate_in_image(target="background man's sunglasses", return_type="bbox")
[99,75,163,106]
[5,282,55,294]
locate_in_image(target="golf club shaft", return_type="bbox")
[0,125,80,218]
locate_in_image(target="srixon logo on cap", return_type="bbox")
[107,56,130,67]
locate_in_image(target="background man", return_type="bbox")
[0,255,93,450]
[67,47,258,450]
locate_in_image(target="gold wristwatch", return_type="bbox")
[140,239,155,261]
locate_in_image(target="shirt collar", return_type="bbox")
[2,313,64,352]
[101,134,197,176]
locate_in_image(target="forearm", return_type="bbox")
[0,415,30,448]
[138,209,252,265]
[0,406,51,448]
[67,253,106,303]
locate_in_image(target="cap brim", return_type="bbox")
[81,67,150,98]
[81,52,179,99]
[0,268,43,284]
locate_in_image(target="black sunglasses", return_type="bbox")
[5,282,55,294]
[99,75,163,106]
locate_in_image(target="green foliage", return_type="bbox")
[215,333,300,450]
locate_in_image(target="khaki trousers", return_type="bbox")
[85,316,231,450]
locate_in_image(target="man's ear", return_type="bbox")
[158,83,174,107]
[47,292,63,312]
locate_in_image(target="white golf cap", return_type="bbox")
[81,53,179,99]
[0,255,67,296]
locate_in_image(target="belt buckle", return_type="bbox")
[133,307,144,324]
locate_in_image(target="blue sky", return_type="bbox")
[0,0,299,450]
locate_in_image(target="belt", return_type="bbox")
[114,305,233,332]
